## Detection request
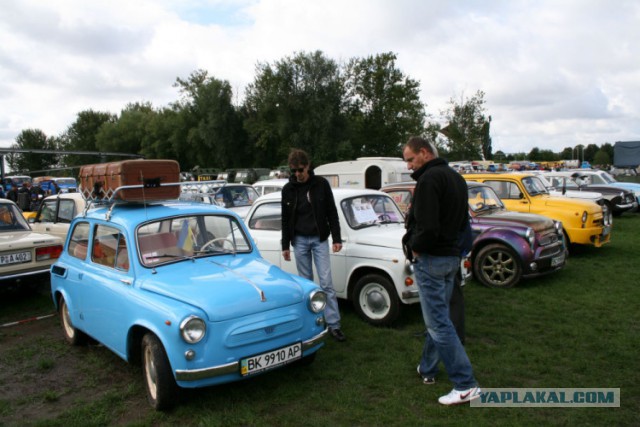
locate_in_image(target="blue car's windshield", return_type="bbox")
[137,214,251,267]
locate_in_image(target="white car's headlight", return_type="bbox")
[309,290,327,313]
[180,316,206,344]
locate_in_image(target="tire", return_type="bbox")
[473,243,522,288]
[59,296,87,346]
[607,200,622,217]
[352,274,400,326]
[142,333,179,411]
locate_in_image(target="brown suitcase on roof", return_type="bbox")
[79,159,181,201]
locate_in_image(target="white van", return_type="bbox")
[314,157,412,190]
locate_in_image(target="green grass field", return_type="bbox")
[1,214,639,426]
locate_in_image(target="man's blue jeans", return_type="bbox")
[414,254,477,390]
[293,235,341,329]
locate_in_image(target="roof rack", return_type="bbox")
[80,181,184,219]
[179,180,228,195]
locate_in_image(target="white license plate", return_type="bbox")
[240,342,302,376]
[0,251,32,266]
[551,254,565,267]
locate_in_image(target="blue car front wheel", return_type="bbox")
[142,333,178,411]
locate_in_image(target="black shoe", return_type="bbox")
[329,328,346,342]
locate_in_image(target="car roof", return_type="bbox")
[79,200,240,229]
[44,192,85,201]
[0,198,19,207]
[462,172,536,179]
[253,179,288,186]
[256,187,389,203]
[381,181,486,189]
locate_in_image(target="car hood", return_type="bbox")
[556,184,625,196]
[548,189,601,200]
[138,257,307,322]
[541,195,601,212]
[0,230,62,248]
[350,224,405,249]
[612,182,640,193]
[474,209,554,231]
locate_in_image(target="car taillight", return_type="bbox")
[36,245,64,261]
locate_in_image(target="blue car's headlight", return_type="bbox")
[309,290,327,313]
[180,315,206,344]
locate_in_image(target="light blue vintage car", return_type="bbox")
[50,196,327,410]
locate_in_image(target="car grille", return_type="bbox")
[538,230,560,246]
[537,228,563,258]
[226,316,302,348]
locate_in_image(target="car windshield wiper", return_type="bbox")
[194,247,234,255]
[144,253,196,265]
[377,219,400,224]
[352,221,378,230]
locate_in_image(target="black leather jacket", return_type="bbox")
[405,158,468,256]
[281,171,342,250]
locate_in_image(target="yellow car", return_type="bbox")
[462,173,611,247]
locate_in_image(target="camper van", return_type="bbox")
[314,157,412,190]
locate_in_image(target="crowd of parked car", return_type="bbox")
[2,160,638,410]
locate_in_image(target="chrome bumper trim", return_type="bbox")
[175,328,328,382]
[402,289,419,299]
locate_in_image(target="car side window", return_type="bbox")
[507,182,524,199]
[38,199,58,222]
[386,190,412,215]
[57,200,76,223]
[485,181,522,200]
[92,224,128,271]
[249,202,282,231]
[68,222,91,259]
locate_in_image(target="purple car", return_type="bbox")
[382,181,568,288]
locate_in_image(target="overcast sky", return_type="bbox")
[1,0,638,156]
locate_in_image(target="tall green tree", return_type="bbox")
[593,149,611,167]
[481,116,492,160]
[59,110,116,167]
[584,143,600,164]
[7,129,58,174]
[174,70,247,170]
[439,90,490,161]
[560,147,574,160]
[140,106,192,166]
[244,50,348,166]
[96,102,155,158]
[343,52,425,157]
[601,142,614,163]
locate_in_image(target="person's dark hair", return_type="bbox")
[405,136,439,158]
[288,149,310,167]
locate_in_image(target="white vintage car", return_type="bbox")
[244,188,461,326]
[0,198,63,286]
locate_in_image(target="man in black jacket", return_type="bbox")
[403,136,480,405]
[281,149,345,342]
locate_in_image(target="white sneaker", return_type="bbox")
[438,386,482,405]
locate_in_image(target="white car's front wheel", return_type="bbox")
[353,274,400,326]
